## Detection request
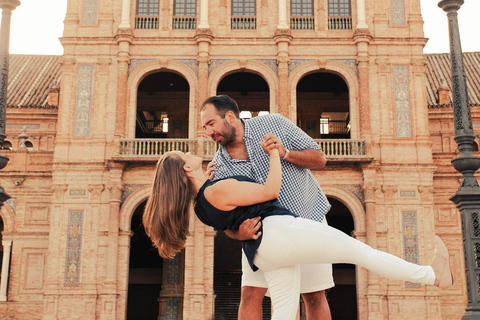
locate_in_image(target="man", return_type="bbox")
[200,95,333,320]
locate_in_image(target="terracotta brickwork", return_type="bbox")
[0,0,476,319]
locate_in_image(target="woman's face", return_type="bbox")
[171,151,203,170]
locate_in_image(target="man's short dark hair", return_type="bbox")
[201,95,240,118]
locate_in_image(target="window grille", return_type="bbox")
[136,0,159,29]
[290,0,314,29]
[328,0,352,30]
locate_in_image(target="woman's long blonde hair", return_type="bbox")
[143,153,194,259]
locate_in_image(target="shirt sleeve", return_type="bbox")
[275,114,321,151]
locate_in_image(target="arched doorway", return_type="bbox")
[326,197,358,320]
[127,202,185,320]
[136,72,190,138]
[296,73,350,139]
[0,217,3,275]
[217,72,270,117]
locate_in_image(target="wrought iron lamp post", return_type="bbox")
[438,0,480,318]
[0,0,20,207]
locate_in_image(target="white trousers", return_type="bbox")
[253,215,436,320]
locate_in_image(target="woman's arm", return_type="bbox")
[204,146,281,210]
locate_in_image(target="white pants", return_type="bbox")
[241,218,334,293]
[253,215,436,320]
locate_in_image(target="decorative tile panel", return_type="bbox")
[402,211,421,288]
[64,210,84,287]
[6,124,40,129]
[400,190,416,198]
[82,0,98,26]
[338,184,365,209]
[393,65,412,138]
[6,197,17,212]
[209,59,234,75]
[129,59,154,76]
[332,59,358,76]
[121,184,146,207]
[164,298,179,319]
[74,65,94,137]
[288,59,315,74]
[390,0,405,26]
[254,59,278,76]
[69,189,87,197]
[177,59,199,77]
[167,254,181,284]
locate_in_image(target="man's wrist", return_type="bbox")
[282,148,290,160]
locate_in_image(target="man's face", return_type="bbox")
[201,103,236,146]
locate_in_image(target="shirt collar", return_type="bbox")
[242,118,252,139]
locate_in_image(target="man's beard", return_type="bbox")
[212,120,237,146]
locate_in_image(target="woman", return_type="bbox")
[143,144,453,320]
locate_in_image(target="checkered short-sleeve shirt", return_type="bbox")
[212,114,331,222]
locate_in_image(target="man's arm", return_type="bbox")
[262,132,326,170]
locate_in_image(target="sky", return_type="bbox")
[2,0,480,55]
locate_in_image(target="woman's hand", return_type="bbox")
[260,133,284,158]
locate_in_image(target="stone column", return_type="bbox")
[119,0,131,29]
[198,0,209,29]
[355,0,368,29]
[114,31,133,139]
[353,30,372,142]
[277,0,288,29]
[0,240,12,301]
[274,30,292,117]
[195,29,213,152]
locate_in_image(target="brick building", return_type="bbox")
[0,0,479,319]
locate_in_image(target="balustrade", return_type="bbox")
[172,16,197,29]
[118,138,367,159]
[231,16,256,30]
[135,15,159,29]
[328,16,352,30]
[290,16,314,30]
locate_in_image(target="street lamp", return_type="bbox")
[438,0,480,319]
[0,0,21,207]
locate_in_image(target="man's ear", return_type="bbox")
[225,110,236,124]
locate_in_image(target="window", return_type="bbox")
[232,0,256,16]
[290,0,314,29]
[0,141,12,151]
[173,0,197,29]
[328,0,350,16]
[136,0,159,29]
[320,118,329,135]
[327,0,352,29]
[291,0,313,17]
[231,0,256,29]
[25,141,34,151]
[137,0,159,15]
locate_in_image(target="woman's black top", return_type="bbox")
[194,176,296,271]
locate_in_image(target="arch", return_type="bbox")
[208,60,278,113]
[119,186,151,232]
[0,203,15,233]
[126,60,199,138]
[322,185,365,233]
[289,60,360,139]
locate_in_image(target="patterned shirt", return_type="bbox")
[211,113,331,222]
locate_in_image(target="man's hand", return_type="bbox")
[262,133,286,158]
[224,217,262,241]
[206,161,218,180]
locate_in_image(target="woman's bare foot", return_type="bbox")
[431,236,453,288]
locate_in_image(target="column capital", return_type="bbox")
[438,0,464,13]
[0,0,20,11]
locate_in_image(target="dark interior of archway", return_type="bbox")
[326,197,358,320]
[136,72,190,138]
[217,72,270,114]
[297,72,350,139]
[0,217,3,273]
[214,231,271,320]
[127,202,163,320]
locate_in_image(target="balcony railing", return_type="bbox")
[231,16,257,30]
[135,15,159,29]
[290,16,315,30]
[173,16,197,29]
[328,16,352,30]
[117,138,367,160]
[316,139,367,158]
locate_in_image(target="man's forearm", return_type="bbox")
[224,229,239,240]
[284,148,326,170]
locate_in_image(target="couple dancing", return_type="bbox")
[143,95,453,320]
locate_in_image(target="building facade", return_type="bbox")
[0,0,478,319]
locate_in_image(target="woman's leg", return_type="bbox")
[255,216,436,285]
